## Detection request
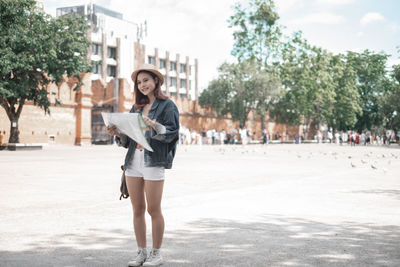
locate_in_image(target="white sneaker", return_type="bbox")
[143,248,163,266]
[128,248,147,267]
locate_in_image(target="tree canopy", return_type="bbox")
[201,0,399,138]
[229,0,281,66]
[199,61,280,128]
[0,0,91,143]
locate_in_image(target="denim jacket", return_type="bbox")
[116,98,180,169]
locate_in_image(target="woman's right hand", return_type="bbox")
[106,125,120,137]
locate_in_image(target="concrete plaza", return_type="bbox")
[1,143,400,266]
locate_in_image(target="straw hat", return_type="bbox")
[131,64,164,86]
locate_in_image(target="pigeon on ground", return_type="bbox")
[351,162,356,168]
[361,159,367,164]
[371,163,378,170]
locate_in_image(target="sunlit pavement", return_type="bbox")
[1,143,400,266]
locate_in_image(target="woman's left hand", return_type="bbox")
[143,115,157,130]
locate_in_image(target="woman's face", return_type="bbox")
[137,72,158,96]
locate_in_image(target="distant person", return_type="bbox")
[220,129,226,145]
[360,132,366,146]
[334,131,340,144]
[185,127,191,145]
[348,132,352,145]
[342,132,347,144]
[355,133,360,145]
[201,128,207,145]
[106,64,179,267]
[317,131,322,144]
[327,130,333,143]
[211,129,216,145]
[206,129,212,145]
[179,126,186,145]
[262,129,267,144]
[190,130,197,145]
[351,132,356,146]
[240,127,248,145]
[215,130,220,144]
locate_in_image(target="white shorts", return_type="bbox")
[125,149,165,181]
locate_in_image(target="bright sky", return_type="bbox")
[42,0,400,90]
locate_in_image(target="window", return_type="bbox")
[180,79,187,88]
[148,56,155,65]
[180,63,186,73]
[170,92,177,97]
[107,65,116,77]
[170,77,177,87]
[107,47,116,59]
[170,61,176,71]
[92,44,102,55]
[92,62,102,74]
[159,59,166,69]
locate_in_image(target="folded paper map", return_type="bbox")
[101,112,153,152]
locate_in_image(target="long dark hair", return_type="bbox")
[134,70,168,110]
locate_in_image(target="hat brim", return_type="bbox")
[131,68,164,86]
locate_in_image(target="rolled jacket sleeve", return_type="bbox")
[150,103,180,143]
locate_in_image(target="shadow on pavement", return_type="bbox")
[1,215,400,266]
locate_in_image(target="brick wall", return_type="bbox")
[0,74,78,145]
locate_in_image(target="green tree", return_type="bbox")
[327,54,362,131]
[226,0,282,129]
[379,49,400,134]
[0,0,91,143]
[273,32,335,136]
[346,50,390,132]
[199,61,281,128]
[229,0,281,66]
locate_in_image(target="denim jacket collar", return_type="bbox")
[148,98,161,119]
[130,98,160,118]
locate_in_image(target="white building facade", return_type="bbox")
[56,3,199,100]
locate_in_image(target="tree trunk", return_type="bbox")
[239,118,245,129]
[1,98,24,144]
[304,117,312,140]
[258,111,267,131]
[9,120,19,143]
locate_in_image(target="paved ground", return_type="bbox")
[0,143,400,267]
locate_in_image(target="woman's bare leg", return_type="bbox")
[144,180,164,249]
[126,176,146,248]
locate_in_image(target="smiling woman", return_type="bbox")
[106,64,179,267]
